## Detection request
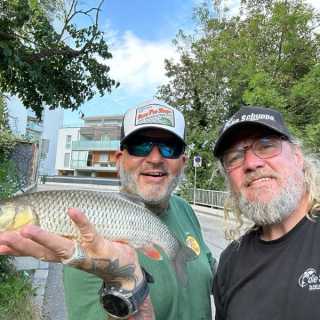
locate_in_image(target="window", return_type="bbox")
[65,135,72,149]
[64,153,70,167]
[71,151,88,168]
[100,152,108,162]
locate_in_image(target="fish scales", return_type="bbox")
[0,190,180,259]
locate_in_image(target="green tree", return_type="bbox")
[0,95,16,159]
[158,0,320,189]
[0,96,31,319]
[0,0,119,118]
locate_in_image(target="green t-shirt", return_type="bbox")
[63,195,216,320]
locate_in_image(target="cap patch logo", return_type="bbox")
[223,112,275,132]
[185,235,201,256]
[135,105,174,127]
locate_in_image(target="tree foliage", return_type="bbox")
[0,0,119,118]
[0,95,16,158]
[158,0,320,190]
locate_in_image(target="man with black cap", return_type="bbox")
[60,101,215,319]
[213,106,320,319]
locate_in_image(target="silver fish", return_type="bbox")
[0,190,195,285]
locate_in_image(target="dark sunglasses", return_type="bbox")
[122,139,185,159]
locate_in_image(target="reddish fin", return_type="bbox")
[140,245,162,260]
[114,240,130,245]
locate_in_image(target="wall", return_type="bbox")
[10,141,39,189]
[55,127,79,171]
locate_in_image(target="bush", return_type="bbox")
[0,265,37,320]
[0,159,19,200]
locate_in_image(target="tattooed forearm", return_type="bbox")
[77,257,137,287]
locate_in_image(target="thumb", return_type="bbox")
[67,208,97,244]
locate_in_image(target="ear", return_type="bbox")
[115,150,123,171]
[293,145,304,169]
[181,154,187,166]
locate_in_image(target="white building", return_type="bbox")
[55,115,122,178]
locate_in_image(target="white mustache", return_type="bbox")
[243,170,280,187]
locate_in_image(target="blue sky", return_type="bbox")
[63,0,205,125]
[8,0,320,126]
[66,0,319,126]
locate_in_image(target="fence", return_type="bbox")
[185,188,228,209]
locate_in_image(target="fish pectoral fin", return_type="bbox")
[139,244,162,261]
[113,240,130,245]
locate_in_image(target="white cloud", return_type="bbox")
[307,0,320,10]
[103,31,178,94]
[101,0,320,96]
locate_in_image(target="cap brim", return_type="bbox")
[213,121,291,157]
[121,126,186,146]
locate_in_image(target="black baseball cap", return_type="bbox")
[213,106,292,157]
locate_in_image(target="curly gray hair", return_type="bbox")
[221,140,320,240]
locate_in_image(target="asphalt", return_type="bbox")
[14,183,225,320]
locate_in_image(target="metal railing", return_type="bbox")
[70,160,117,170]
[72,140,120,151]
[185,188,228,209]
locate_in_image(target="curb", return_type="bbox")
[191,204,224,218]
[14,257,49,318]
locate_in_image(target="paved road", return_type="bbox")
[42,263,66,320]
[36,183,228,319]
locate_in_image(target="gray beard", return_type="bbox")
[119,166,182,207]
[236,174,305,226]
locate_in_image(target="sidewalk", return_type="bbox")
[14,257,49,318]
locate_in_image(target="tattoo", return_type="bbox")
[78,257,137,288]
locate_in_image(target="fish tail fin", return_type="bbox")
[172,245,197,287]
[137,244,163,261]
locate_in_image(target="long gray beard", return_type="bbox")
[236,174,305,226]
[119,166,182,207]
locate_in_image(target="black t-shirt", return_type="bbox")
[213,216,320,320]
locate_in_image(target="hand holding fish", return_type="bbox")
[0,207,142,282]
[0,207,155,320]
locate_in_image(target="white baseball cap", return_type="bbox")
[120,101,186,146]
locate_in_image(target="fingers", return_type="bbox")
[67,208,138,269]
[67,208,108,255]
[68,208,97,243]
[0,231,58,261]
[0,244,20,256]
[20,224,74,260]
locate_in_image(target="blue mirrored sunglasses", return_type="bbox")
[122,140,184,159]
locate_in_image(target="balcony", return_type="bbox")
[26,121,43,132]
[72,140,120,151]
[70,160,117,172]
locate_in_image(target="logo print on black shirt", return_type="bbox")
[298,268,320,291]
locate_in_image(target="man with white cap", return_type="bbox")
[0,101,215,320]
[213,106,320,320]
[61,101,215,320]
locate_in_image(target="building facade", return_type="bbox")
[7,96,64,177]
[55,115,122,178]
